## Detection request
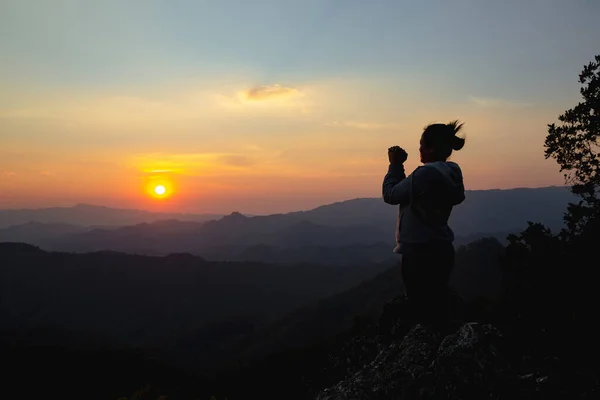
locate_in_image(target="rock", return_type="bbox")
[324,333,384,386]
[432,322,509,399]
[316,324,439,400]
[316,323,509,400]
[315,292,600,400]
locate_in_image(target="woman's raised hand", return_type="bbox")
[388,146,408,164]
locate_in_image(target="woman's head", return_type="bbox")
[419,120,465,163]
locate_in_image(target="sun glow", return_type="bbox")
[154,185,166,196]
[145,179,174,200]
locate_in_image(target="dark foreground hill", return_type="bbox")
[0,238,508,399]
[207,237,505,374]
[0,243,389,371]
[3,226,597,400]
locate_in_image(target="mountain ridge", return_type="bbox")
[0,204,223,228]
[0,186,575,266]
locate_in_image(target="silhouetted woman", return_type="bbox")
[382,121,466,329]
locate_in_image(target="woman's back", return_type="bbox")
[411,160,465,227]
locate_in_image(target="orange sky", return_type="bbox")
[0,81,567,214]
[2,0,596,214]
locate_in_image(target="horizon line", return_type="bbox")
[0,185,571,216]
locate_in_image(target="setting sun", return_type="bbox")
[154,185,166,196]
[145,178,175,200]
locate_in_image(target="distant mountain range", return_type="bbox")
[0,186,575,265]
[0,203,222,229]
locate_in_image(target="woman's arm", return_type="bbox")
[383,164,443,205]
[382,146,411,205]
[382,163,410,205]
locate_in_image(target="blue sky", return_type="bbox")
[1,0,599,213]
[3,0,598,92]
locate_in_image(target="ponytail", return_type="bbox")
[422,120,466,160]
[445,120,465,151]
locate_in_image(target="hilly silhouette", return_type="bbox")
[0,221,92,243]
[208,238,505,374]
[2,226,596,400]
[0,203,222,229]
[0,242,390,369]
[0,186,575,267]
[0,237,506,397]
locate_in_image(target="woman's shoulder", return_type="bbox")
[424,161,462,173]
[416,162,463,186]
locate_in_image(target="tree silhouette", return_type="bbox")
[545,54,600,234]
[501,55,600,360]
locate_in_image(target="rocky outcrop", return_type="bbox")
[315,298,600,400]
[318,324,439,400]
[317,322,508,400]
[432,323,509,399]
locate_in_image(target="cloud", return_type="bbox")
[40,171,52,176]
[1,169,17,177]
[131,152,263,176]
[1,169,17,182]
[217,154,256,167]
[325,120,394,131]
[468,96,534,108]
[215,83,309,113]
[240,84,301,102]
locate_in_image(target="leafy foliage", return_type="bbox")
[503,55,600,361]
[545,54,600,233]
